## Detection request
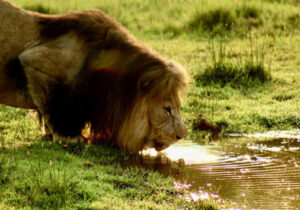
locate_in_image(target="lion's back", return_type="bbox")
[38,9,136,51]
[0,1,39,66]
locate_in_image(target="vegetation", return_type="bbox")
[23,4,52,14]
[0,107,218,209]
[195,42,271,88]
[1,0,300,208]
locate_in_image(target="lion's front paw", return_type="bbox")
[53,133,87,144]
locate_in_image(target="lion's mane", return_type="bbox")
[46,57,188,152]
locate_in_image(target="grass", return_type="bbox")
[1,0,300,208]
[185,5,263,38]
[12,0,300,39]
[195,42,271,88]
[1,143,177,209]
[23,4,53,14]
[0,109,225,209]
[0,105,217,209]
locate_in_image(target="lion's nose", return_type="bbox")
[176,118,188,140]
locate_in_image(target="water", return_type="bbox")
[127,130,300,209]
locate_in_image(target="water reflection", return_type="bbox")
[126,133,300,209]
[142,141,220,164]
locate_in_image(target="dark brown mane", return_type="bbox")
[37,9,165,140]
[45,50,168,142]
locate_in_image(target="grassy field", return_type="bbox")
[0,106,218,209]
[1,0,300,209]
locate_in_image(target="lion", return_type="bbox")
[0,0,189,154]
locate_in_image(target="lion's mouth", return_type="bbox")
[154,139,168,151]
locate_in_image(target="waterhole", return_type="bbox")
[126,130,300,209]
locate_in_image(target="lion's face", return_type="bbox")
[144,95,187,151]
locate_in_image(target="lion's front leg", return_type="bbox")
[28,110,53,138]
[22,65,86,145]
[18,40,87,145]
[53,133,86,144]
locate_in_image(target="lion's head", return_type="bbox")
[114,60,189,154]
[144,94,188,151]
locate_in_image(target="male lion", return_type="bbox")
[0,0,189,153]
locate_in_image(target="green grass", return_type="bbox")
[1,142,204,209]
[0,107,225,209]
[23,4,53,14]
[2,0,300,208]
[0,106,217,209]
[12,0,300,39]
[195,42,271,88]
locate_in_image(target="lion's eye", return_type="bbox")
[164,106,172,115]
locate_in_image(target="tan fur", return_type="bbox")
[0,0,189,153]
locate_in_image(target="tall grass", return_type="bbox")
[187,5,263,37]
[167,2,300,39]
[263,0,300,4]
[23,4,53,14]
[195,40,271,88]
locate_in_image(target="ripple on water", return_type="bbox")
[131,131,300,209]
